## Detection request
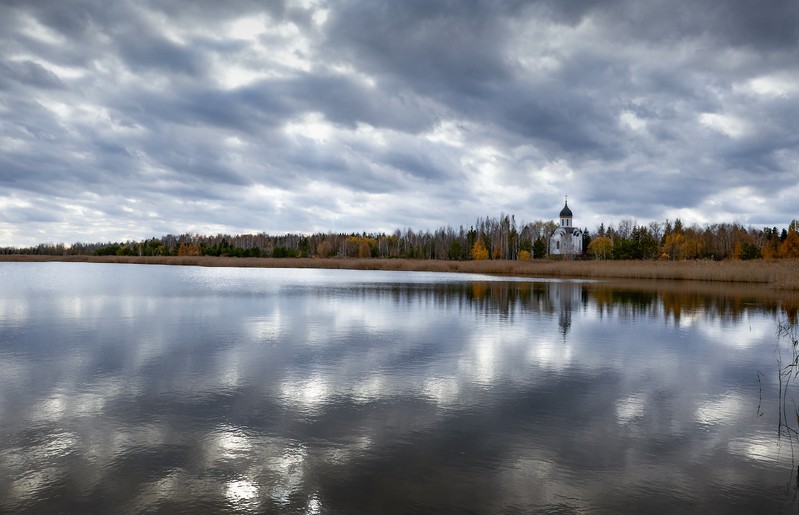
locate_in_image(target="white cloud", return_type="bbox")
[699,112,748,139]
[1,1,798,246]
[742,74,797,98]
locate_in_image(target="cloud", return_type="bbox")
[0,276,786,511]
[1,0,798,246]
[0,60,65,90]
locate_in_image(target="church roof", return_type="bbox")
[559,201,573,218]
[553,227,582,236]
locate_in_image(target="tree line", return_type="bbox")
[2,215,798,260]
[586,218,799,260]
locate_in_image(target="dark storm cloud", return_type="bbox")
[117,34,207,77]
[287,74,439,132]
[718,97,799,169]
[0,60,64,90]
[382,148,451,183]
[604,0,799,50]
[319,2,637,158]
[288,140,349,174]
[324,1,516,91]
[146,0,290,23]
[1,0,798,246]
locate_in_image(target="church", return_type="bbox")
[550,198,583,256]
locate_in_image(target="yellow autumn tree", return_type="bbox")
[780,230,799,258]
[587,236,612,260]
[662,233,684,260]
[345,236,376,258]
[518,249,532,261]
[679,236,703,260]
[471,237,489,260]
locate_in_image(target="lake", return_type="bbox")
[1,262,798,513]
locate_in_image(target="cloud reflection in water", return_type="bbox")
[0,263,796,513]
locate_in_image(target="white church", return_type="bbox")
[550,198,583,256]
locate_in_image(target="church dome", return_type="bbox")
[559,201,573,218]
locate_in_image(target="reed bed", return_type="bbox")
[2,255,797,289]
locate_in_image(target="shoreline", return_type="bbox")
[2,254,798,290]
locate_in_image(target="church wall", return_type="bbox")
[550,201,582,256]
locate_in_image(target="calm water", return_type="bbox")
[1,262,798,513]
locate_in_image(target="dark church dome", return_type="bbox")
[559,201,573,218]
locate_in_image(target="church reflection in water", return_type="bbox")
[2,264,798,514]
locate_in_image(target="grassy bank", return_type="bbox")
[2,254,798,289]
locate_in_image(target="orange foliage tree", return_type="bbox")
[780,231,799,258]
[345,236,376,258]
[177,243,202,256]
[316,240,333,258]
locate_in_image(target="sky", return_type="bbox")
[1,0,798,247]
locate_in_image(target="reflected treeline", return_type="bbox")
[310,280,799,327]
[588,283,799,324]
[4,265,798,513]
[311,281,566,322]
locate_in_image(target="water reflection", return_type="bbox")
[0,263,798,513]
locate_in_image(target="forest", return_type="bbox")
[3,215,799,261]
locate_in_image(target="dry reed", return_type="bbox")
[2,255,797,289]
